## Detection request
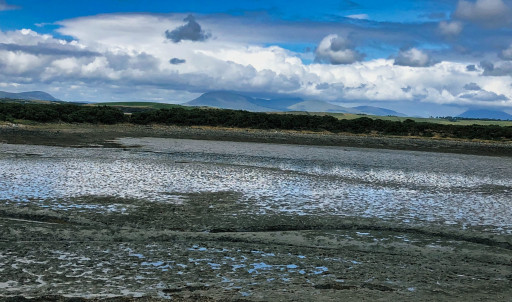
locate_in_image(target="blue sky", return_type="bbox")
[1,0,512,116]
[0,0,455,24]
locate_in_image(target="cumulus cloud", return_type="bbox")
[0,0,18,11]
[499,44,512,60]
[454,0,512,27]
[1,14,512,114]
[315,34,364,65]
[464,82,481,90]
[460,90,509,101]
[394,48,434,67]
[169,58,186,64]
[165,15,210,43]
[438,21,463,36]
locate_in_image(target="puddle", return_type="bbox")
[1,139,511,232]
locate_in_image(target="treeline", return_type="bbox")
[130,107,512,140]
[1,102,511,141]
[0,102,126,124]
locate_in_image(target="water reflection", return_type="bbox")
[0,138,511,232]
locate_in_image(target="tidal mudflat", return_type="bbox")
[1,137,511,301]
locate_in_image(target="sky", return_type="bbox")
[1,0,512,116]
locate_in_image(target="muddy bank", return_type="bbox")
[1,128,511,301]
[1,123,511,156]
[1,193,512,302]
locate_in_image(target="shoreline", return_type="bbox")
[1,122,511,156]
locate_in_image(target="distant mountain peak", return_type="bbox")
[184,91,411,117]
[457,109,512,120]
[185,91,276,112]
[0,90,60,102]
[353,106,406,117]
[287,100,361,113]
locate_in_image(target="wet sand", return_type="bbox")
[1,194,511,301]
[1,124,512,301]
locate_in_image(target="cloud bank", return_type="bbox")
[0,7,511,116]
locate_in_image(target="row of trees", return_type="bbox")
[130,107,512,140]
[1,102,511,141]
[0,102,126,124]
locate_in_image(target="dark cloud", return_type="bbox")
[394,48,435,67]
[402,86,412,93]
[438,21,463,36]
[464,82,481,90]
[165,15,210,43]
[315,34,364,64]
[0,43,100,57]
[466,64,477,71]
[162,9,512,62]
[480,60,512,76]
[169,58,186,65]
[479,60,494,72]
[454,0,512,28]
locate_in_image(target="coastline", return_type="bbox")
[1,122,511,156]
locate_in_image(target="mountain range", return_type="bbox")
[457,109,512,121]
[0,90,61,102]
[185,91,406,116]
[3,90,512,120]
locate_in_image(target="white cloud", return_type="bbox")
[454,0,512,27]
[438,21,463,36]
[459,89,508,101]
[394,48,434,67]
[315,34,364,65]
[0,50,45,75]
[0,14,511,114]
[500,44,512,60]
[346,14,369,20]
